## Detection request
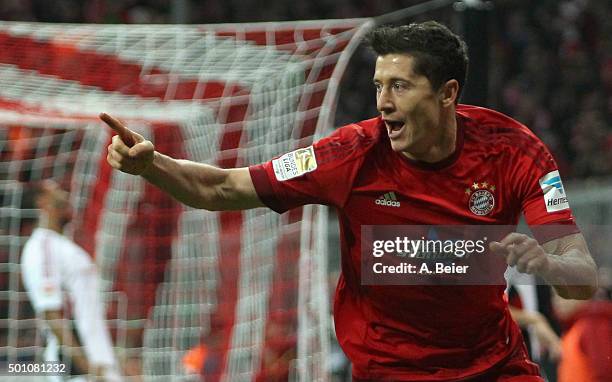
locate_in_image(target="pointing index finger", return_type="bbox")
[99,112,135,147]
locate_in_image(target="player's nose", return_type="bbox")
[376,88,394,113]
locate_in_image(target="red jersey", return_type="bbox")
[249,105,578,381]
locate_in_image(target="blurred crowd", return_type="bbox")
[1,0,609,179]
[489,0,612,178]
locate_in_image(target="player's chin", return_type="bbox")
[389,139,418,154]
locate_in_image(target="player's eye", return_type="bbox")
[374,83,382,93]
[393,81,407,91]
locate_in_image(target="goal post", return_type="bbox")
[0,19,372,381]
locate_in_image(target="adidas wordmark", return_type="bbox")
[375,192,400,207]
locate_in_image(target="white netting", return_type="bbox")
[0,19,372,381]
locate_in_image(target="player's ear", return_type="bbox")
[439,79,458,107]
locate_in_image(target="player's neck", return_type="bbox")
[402,112,457,163]
[38,214,64,234]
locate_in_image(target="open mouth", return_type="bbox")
[385,120,405,137]
[387,121,404,131]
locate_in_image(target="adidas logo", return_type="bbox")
[375,192,400,207]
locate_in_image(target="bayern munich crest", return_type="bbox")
[465,181,496,216]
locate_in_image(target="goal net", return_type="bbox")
[0,19,372,381]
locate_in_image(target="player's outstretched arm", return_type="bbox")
[491,232,598,300]
[100,113,264,211]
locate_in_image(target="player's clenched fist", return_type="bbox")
[100,112,155,175]
[490,233,551,276]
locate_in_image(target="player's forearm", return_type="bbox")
[542,249,598,299]
[44,312,90,374]
[139,151,226,209]
[141,151,259,210]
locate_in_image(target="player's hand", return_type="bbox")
[532,314,562,361]
[490,233,551,275]
[100,112,154,175]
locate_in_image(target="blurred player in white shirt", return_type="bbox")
[20,180,121,382]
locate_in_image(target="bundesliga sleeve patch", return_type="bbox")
[539,170,570,212]
[272,146,318,181]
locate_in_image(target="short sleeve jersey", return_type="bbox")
[249,105,578,381]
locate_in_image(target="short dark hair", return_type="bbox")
[366,21,469,101]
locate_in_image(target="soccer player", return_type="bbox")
[102,21,598,381]
[21,180,121,382]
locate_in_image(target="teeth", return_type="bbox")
[387,121,403,131]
